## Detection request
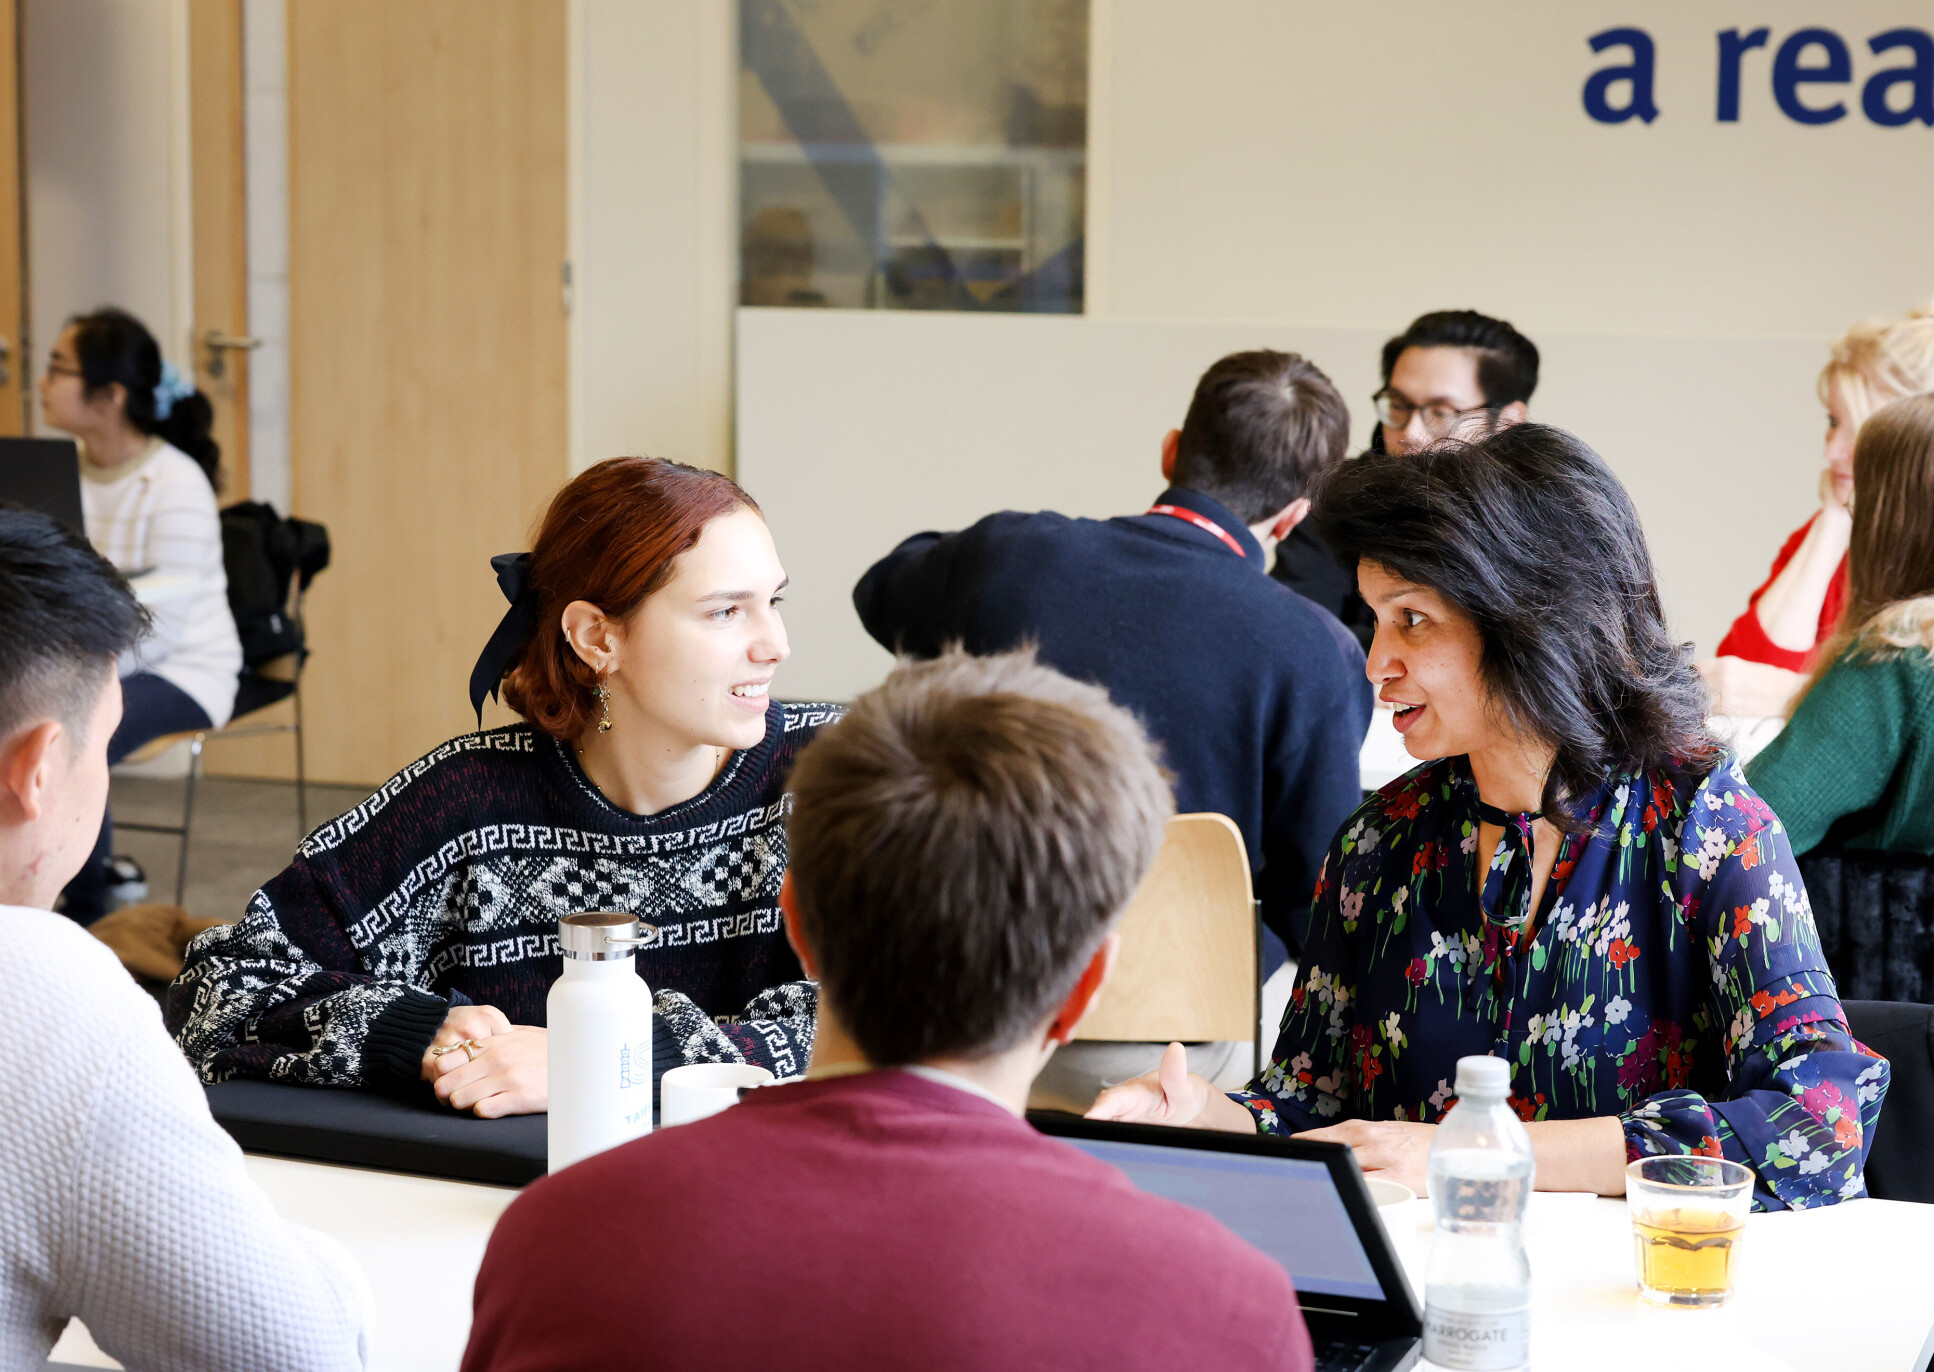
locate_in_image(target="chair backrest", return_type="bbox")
[1074,812,1255,1044]
[1842,1000,1934,1205]
[1799,848,1934,1003]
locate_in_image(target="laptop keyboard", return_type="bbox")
[1311,1337,1381,1372]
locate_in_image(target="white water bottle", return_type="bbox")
[1423,1055,1535,1372]
[547,911,655,1172]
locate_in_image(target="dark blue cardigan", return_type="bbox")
[853,486,1372,955]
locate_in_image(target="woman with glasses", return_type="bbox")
[1096,424,1888,1211]
[38,308,242,926]
[1701,301,1934,719]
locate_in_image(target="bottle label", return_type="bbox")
[1422,1302,1529,1370]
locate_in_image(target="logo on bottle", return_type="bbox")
[617,1039,651,1090]
[1422,1304,1529,1370]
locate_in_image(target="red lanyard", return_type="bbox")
[1146,504,1247,559]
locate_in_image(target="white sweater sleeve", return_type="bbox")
[50,937,371,1372]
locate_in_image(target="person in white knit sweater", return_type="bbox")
[0,507,367,1371]
[38,307,243,924]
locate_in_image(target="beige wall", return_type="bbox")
[571,0,736,476]
[1099,1,1932,336]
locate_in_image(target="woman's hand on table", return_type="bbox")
[419,1003,513,1082]
[1085,1041,1258,1133]
[1296,1119,1438,1197]
[429,1023,549,1117]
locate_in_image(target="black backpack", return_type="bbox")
[220,501,330,670]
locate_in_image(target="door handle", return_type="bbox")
[0,335,10,388]
[202,329,263,379]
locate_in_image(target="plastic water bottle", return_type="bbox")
[546,911,655,1172]
[1422,1055,1534,1372]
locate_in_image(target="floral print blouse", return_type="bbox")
[1234,754,1890,1211]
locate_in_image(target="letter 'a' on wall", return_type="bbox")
[1864,28,1934,126]
[1583,27,1659,124]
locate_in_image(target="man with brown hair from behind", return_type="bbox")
[461,647,1314,1372]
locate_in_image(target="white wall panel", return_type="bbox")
[738,308,1823,703]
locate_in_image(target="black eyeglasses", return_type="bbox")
[1373,388,1499,438]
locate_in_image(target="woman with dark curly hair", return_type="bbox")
[170,458,838,1116]
[1093,425,1889,1211]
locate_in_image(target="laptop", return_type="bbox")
[0,437,85,534]
[1030,1113,1422,1372]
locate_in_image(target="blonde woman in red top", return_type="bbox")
[1701,301,1934,716]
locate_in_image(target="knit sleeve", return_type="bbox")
[60,946,369,1372]
[167,848,451,1089]
[1745,655,1908,857]
[852,529,960,657]
[652,980,818,1081]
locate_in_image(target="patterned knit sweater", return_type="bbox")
[167,700,840,1090]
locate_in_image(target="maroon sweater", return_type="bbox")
[463,1071,1314,1372]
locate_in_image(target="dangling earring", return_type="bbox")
[594,680,613,733]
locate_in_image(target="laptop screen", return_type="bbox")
[1066,1136,1386,1301]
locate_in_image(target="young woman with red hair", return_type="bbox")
[169,458,839,1117]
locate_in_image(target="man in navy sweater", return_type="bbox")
[854,349,1372,994]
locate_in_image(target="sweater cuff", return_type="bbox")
[364,987,450,1085]
[652,1012,680,1079]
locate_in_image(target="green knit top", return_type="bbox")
[1745,645,1934,857]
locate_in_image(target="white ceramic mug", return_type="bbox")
[659,1062,774,1126]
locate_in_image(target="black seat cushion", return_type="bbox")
[231,672,296,721]
[1842,1000,1934,1205]
[1799,848,1934,1003]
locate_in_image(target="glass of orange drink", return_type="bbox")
[1624,1156,1754,1308]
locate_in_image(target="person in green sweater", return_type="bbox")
[1749,392,1934,858]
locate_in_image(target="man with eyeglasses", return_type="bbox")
[1272,310,1540,647]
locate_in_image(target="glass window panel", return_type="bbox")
[739,0,1087,313]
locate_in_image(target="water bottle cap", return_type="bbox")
[558,911,650,960]
[1454,1054,1510,1097]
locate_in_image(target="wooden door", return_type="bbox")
[0,0,24,436]
[289,2,568,786]
[188,0,250,495]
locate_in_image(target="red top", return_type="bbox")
[1714,514,1849,672]
[462,1071,1313,1372]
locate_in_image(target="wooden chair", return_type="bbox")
[1075,812,1261,1076]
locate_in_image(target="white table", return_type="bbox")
[1378,1190,1934,1370]
[52,1152,1934,1371]
[50,1157,516,1372]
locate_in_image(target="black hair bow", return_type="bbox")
[468,552,538,726]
